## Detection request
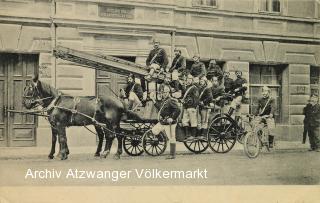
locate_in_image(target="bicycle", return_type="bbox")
[243,115,275,158]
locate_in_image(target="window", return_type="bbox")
[249,64,287,124]
[260,0,281,13]
[192,0,217,8]
[310,66,320,96]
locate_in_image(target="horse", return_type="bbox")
[23,75,140,160]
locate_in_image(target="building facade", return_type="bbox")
[0,0,319,147]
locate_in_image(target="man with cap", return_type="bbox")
[255,86,277,148]
[210,75,225,117]
[207,60,223,82]
[169,48,186,73]
[189,53,206,78]
[160,72,183,99]
[151,85,181,159]
[145,40,169,81]
[231,70,248,121]
[198,75,214,138]
[181,74,199,139]
[223,71,234,93]
[120,73,144,111]
[303,94,320,152]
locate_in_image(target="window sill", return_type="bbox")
[192,5,218,10]
[258,10,281,16]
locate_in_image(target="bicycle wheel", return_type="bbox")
[237,120,252,144]
[243,131,261,158]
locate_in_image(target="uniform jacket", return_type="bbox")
[233,77,247,96]
[170,55,186,72]
[303,103,320,128]
[189,62,206,78]
[181,85,199,109]
[211,86,225,106]
[146,48,168,69]
[155,97,181,125]
[256,97,276,117]
[125,83,144,102]
[207,65,223,81]
[224,77,234,93]
[198,86,214,107]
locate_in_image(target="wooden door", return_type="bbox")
[0,53,38,147]
[0,55,8,147]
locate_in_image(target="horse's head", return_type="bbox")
[23,74,42,109]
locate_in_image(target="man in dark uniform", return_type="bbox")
[151,85,181,159]
[120,73,144,111]
[181,74,199,139]
[169,48,186,74]
[189,53,206,78]
[207,60,223,82]
[223,71,234,93]
[303,94,320,152]
[231,70,248,119]
[160,73,183,99]
[255,86,276,148]
[198,76,214,138]
[145,40,169,81]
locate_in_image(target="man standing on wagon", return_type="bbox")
[181,74,199,140]
[189,53,207,78]
[151,85,181,159]
[169,48,186,75]
[145,39,169,81]
[198,76,214,138]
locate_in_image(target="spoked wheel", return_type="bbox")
[184,137,209,154]
[208,116,237,153]
[123,135,144,156]
[243,130,262,158]
[237,119,252,144]
[142,130,167,156]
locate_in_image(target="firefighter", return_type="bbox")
[145,39,169,81]
[223,71,234,93]
[181,74,199,139]
[169,48,186,74]
[189,53,206,78]
[198,76,214,138]
[255,86,277,148]
[120,74,144,111]
[207,60,223,82]
[231,70,247,120]
[151,85,181,159]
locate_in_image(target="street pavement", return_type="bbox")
[0,141,319,185]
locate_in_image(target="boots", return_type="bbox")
[166,143,176,159]
[268,135,274,148]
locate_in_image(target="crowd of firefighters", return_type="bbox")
[119,40,320,159]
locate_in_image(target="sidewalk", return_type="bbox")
[0,141,309,159]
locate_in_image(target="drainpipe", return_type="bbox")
[170,31,176,62]
[50,0,57,88]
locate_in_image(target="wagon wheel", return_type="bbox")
[183,137,209,154]
[208,116,237,153]
[142,130,167,156]
[123,134,144,156]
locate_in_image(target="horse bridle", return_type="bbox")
[23,83,53,108]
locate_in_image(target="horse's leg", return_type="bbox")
[57,125,68,160]
[48,127,58,159]
[114,127,122,160]
[101,128,113,158]
[94,126,104,157]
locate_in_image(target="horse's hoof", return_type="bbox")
[94,153,100,157]
[57,153,62,158]
[100,151,110,159]
[60,153,68,160]
[66,150,70,155]
[48,155,54,159]
[113,154,120,160]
